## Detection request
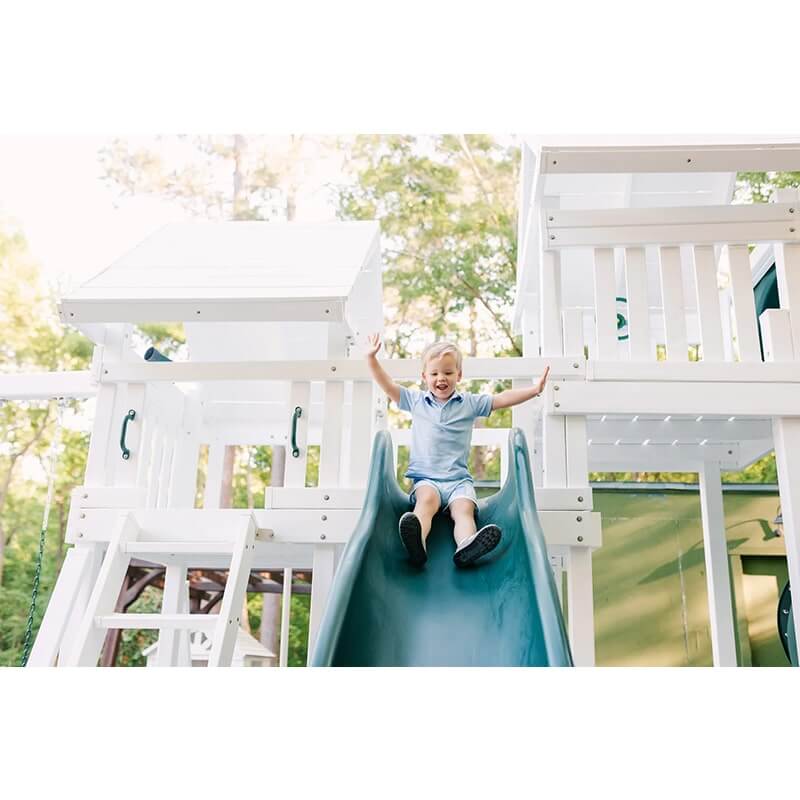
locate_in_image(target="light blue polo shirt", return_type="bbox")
[398,387,493,482]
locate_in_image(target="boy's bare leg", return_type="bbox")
[449,498,477,547]
[412,485,441,544]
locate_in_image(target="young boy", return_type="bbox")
[365,333,549,568]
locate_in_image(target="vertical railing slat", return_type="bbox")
[624,247,651,361]
[692,245,725,361]
[727,244,761,362]
[658,246,688,361]
[593,247,618,360]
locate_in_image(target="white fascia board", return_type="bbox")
[59,297,346,324]
[538,142,800,175]
[548,380,800,417]
[587,361,800,383]
[102,356,587,384]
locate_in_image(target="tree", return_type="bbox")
[0,220,92,583]
[337,135,521,360]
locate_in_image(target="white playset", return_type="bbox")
[4,138,799,667]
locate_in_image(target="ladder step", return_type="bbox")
[125,542,237,556]
[96,614,220,632]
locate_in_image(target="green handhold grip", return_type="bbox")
[120,409,136,460]
[291,406,302,458]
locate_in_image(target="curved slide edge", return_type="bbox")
[311,427,573,667]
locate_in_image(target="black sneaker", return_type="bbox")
[453,524,501,568]
[399,512,427,566]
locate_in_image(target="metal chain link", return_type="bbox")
[20,399,65,667]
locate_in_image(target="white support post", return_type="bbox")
[156,565,191,667]
[567,547,595,666]
[63,513,140,667]
[775,242,800,354]
[698,461,738,666]
[204,441,226,509]
[307,543,336,664]
[27,547,94,666]
[280,568,292,667]
[762,306,800,656]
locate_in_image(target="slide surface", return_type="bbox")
[311,428,573,666]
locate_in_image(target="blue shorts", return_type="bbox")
[409,477,478,513]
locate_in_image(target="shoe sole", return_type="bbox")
[399,513,427,566]
[453,525,501,567]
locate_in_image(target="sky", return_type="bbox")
[0,135,347,292]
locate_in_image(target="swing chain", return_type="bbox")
[20,399,66,667]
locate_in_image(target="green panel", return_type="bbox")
[753,263,779,360]
[592,489,787,667]
[311,429,572,667]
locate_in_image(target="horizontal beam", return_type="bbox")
[588,443,740,471]
[0,371,97,400]
[67,507,599,549]
[547,381,800,417]
[59,297,347,324]
[540,144,800,174]
[101,357,585,383]
[545,217,799,250]
[586,417,772,443]
[587,361,800,383]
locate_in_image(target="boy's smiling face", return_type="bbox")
[422,352,462,401]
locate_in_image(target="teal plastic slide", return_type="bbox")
[311,428,573,666]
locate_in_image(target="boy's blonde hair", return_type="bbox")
[421,341,463,371]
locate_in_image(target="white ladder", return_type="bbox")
[61,511,264,667]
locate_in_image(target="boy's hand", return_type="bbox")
[534,365,550,395]
[365,333,382,358]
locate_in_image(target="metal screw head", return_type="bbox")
[549,235,556,240]
[577,516,583,522]
[320,533,327,540]
[577,535,584,542]
[554,385,559,391]
[83,493,88,499]
[321,515,327,521]
[790,208,795,213]
[790,227,796,233]
[554,402,560,408]
[548,216,554,221]
[80,513,86,519]
[78,532,84,538]
[331,366,337,372]
[323,494,330,501]
[573,362,579,368]
[577,496,584,502]
[687,158,692,163]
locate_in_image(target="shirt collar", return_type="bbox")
[424,390,463,406]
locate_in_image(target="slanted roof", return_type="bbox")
[59,220,382,329]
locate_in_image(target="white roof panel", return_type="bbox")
[60,220,382,325]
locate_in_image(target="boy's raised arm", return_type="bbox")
[365,333,402,405]
[491,366,550,410]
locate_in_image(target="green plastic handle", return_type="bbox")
[120,409,136,460]
[291,406,302,458]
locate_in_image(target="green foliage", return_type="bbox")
[116,586,160,667]
[735,171,800,204]
[337,135,521,358]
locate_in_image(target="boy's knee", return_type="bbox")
[413,486,440,509]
